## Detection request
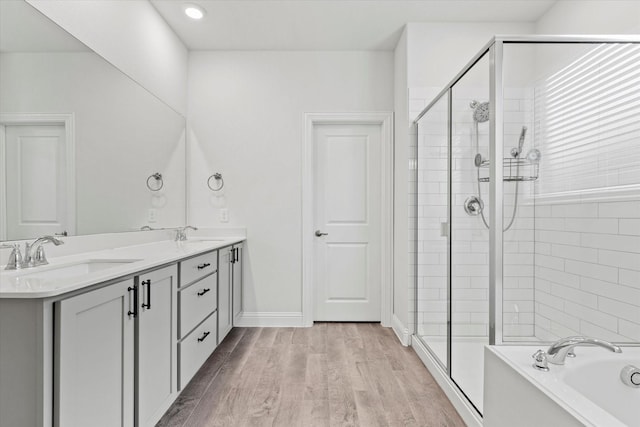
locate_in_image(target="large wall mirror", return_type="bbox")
[0,0,186,241]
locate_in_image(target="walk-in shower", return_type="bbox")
[412,36,640,421]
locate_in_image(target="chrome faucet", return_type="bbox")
[546,336,622,365]
[533,336,622,370]
[175,226,198,241]
[24,236,64,267]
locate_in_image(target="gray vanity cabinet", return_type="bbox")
[218,243,243,344]
[136,265,178,427]
[56,264,178,427]
[177,251,218,388]
[0,241,243,427]
[232,243,243,323]
[217,246,233,343]
[56,279,135,427]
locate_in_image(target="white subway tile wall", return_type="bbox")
[534,199,640,342]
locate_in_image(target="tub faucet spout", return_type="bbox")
[547,336,622,365]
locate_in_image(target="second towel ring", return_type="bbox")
[147,172,164,191]
[207,173,224,191]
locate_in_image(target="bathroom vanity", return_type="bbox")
[0,237,244,427]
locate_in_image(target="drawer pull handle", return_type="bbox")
[141,279,151,309]
[127,286,137,317]
[197,288,211,297]
[197,331,210,342]
[197,263,211,270]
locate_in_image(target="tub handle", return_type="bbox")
[532,350,549,372]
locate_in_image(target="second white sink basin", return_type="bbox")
[18,259,142,280]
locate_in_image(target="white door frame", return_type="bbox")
[0,113,76,240]
[302,112,394,327]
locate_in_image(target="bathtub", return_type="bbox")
[483,345,640,427]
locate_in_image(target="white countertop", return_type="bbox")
[0,237,245,299]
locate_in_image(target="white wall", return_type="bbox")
[407,22,535,90]
[188,51,394,319]
[394,27,411,342]
[26,0,188,115]
[535,0,640,34]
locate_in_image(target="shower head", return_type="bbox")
[510,126,528,158]
[470,101,490,123]
[518,126,528,153]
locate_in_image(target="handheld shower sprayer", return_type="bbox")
[511,126,528,158]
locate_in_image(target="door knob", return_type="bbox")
[315,230,328,237]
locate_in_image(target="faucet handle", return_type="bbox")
[0,243,23,270]
[34,246,48,266]
[532,349,549,371]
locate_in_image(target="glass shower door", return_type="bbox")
[415,94,449,369]
[450,52,490,414]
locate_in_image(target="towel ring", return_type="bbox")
[207,173,224,191]
[147,172,164,191]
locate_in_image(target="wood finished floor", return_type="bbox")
[158,324,466,427]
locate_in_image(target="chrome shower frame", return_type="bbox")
[413,35,640,354]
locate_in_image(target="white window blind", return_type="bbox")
[534,43,640,199]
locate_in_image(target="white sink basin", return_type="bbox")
[15,259,141,280]
[181,239,225,243]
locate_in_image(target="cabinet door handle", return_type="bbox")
[127,286,137,317]
[197,288,211,297]
[141,279,151,309]
[197,331,210,342]
[197,263,211,270]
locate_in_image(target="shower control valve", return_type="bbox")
[464,196,484,216]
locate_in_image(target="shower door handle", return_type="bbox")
[315,230,328,237]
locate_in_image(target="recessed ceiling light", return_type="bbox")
[184,3,206,20]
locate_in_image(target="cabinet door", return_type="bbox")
[232,244,243,322]
[217,247,232,344]
[57,279,135,427]
[137,265,178,427]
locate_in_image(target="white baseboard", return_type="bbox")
[233,311,304,327]
[411,335,483,427]
[391,314,410,346]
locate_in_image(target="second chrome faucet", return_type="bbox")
[532,336,622,371]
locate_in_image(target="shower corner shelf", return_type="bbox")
[478,157,539,182]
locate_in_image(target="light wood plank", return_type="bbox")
[161,324,466,427]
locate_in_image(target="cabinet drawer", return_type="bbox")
[180,251,217,287]
[179,313,217,388]
[179,274,217,338]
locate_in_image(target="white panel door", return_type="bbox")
[57,279,135,427]
[137,265,178,427]
[4,125,68,239]
[314,124,382,321]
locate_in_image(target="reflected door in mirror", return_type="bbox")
[4,124,69,240]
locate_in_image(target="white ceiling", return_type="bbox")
[150,0,557,51]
